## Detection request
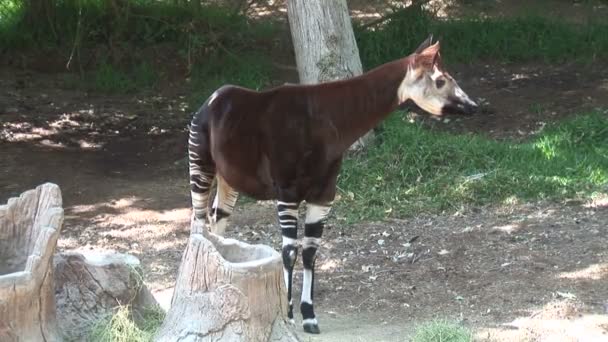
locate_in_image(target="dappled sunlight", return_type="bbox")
[318,258,343,272]
[559,263,608,281]
[1,109,105,149]
[86,199,190,226]
[491,223,522,234]
[585,194,608,208]
[477,299,608,341]
[61,196,192,290]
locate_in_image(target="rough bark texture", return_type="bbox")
[155,221,298,342]
[54,251,158,342]
[287,0,373,150]
[0,183,63,342]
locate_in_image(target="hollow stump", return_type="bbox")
[0,183,64,342]
[155,221,299,342]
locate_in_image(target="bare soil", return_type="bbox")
[2,1,608,338]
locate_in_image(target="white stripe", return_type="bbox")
[278,209,299,217]
[208,91,219,105]
[282,236,296,247]
[301,269,313,304]
[302,237,320,248]
[305,204,332,224]
[283,269,290,290]
[277,201,298,206]
[303,318,318,325]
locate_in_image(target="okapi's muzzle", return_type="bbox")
[442,97,478,116]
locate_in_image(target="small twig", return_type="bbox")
[66,4,83,72]
[356,296,373,310]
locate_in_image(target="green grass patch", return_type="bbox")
[355,5,608,67]
[188,52,273,107]
[411,320,472,342]
[336,112,608,223]
[0,0,277,54]
[93,61,157,93]
[90,305,165,342]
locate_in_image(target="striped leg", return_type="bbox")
[277,200,300,322]
[301,202,331,334]
[209,175,239,236]
[188,122,214,221]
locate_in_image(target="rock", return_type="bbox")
[54,251,159,341]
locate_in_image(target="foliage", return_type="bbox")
[188,52,273,107]
[411,320,473,342]
[337,112,608,223]
[0,0,276,50]
[89,305,165,342]
[93,61,157,93]
[355,5,608,67]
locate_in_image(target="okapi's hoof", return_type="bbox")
[303,322,321,334]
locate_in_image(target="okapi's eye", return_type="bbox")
[435,78,446,89]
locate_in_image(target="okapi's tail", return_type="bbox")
[188,112,215,221]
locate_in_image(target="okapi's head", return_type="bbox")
[398,35,478,116]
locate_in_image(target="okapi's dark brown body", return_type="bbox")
[190,58,408,204]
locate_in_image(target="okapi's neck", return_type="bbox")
[314,57,411,152]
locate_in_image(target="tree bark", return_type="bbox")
[155,221,298,342]
[287,0,373,150]
[0,183,63,342]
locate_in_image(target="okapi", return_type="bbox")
[188,35,477,334]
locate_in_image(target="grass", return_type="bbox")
[411,320,472,342]
[355,5,608,67]
[0,0,278,94]
[188,52,274,108]
[89,305,165,342]
[3,1,608,94]
[93,61,157,93]
[336,112,608,223]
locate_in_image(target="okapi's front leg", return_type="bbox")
[277,200,300,322]
[301,202,331,334]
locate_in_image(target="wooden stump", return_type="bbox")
[54,251,159,341]
[155,221,299,342]
[0,183,64,342]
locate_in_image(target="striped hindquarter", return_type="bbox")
[188,121,214,221]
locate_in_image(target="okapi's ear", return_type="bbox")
[419,41,440,57]
[418,41,441,66]
[414,34,434,54]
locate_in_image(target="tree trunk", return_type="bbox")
[155,221,298,342]
[287,0,373,150]
[0,183,63,342]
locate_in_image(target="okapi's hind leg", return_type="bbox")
[301,202,332,334]
[188,121,215,222]
[209,175,239,236]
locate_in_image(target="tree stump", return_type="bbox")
[0,183,64,342]
[155,221,299,342]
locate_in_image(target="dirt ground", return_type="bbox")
[2,58,607,340]
[2,1,608,339]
